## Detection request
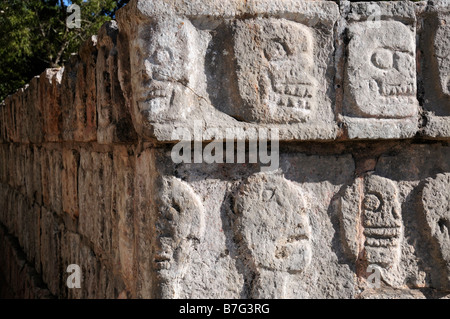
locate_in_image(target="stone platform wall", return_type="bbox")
[0,0,449,299]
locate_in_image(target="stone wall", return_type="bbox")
[0,0,449,299]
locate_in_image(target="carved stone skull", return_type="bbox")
[232,18,317,124]
[235,174,312,273]
[129,16,199,136]
[156,177,205,297]
[341,174,403,270]
[345,21,417,118]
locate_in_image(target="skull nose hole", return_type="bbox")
[438,218,450,234]
[363,193,382,212]
[371,48,393,70]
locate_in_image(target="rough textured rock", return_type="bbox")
[421,173,450,290]
[234,173,312,298]
[116,0,340,142]
[340,174,404,287]
[1,0,450,300]
[418,0,450,138]
[340,1,419,139]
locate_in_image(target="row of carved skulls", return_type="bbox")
[128,16,449,133]
[155,173,450,297]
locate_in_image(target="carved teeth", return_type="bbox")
[275,84,313,98]
[379,83,415,96]
[365,237,399,247]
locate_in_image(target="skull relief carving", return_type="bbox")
[129,16,200,135]
[232,18,317,124]
[344,21,417,118]
[156,177,205,298]
[234,174,312,297]
[340,174,403,285]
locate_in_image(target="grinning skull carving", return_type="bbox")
[341,175,403,275]
[344,21,417,118]
[232,18,317,124]
[234,174,312,274]
[129,16,199,136]
[155,177,205,298]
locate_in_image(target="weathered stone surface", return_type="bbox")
[117,0,340,142]
[342,1,419,139]
[2,0,450,300]
[340,174,403,287]
[62,148,79,219]
[155,176,205,298]
[39,68,63,142]
[97,21,137,144]
[419,1,450,138]
[78,149,113,257]
[234,173,312,298]
[41,147,63,214]
[23,76,43,144]
[133,148,157,298]
[40,207,62,296]
[112,145,135,296]
[61,37,98,142]
[421,173,450,290]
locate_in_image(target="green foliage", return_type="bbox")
[0,0,128,101]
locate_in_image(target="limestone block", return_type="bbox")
[133,148,156,298]
[40,207,62,296]
[374,144,450,290]
[24,76,43,144]
[117,0,340,142]
[0,144,8,184]
[4,92,20,142]
[60,230,82,299]
[13,144,26,195]
[342,1,419,139]
[419,1,450,138]
[0,184,8,225]
[61,37,98,142]
[0,102,5,143]
[62,148,79,219]
[4,188,17,234]
[234,173,312,298]
[41,148,62,214]
[78,149,113,257]
[79,243,102,298]
[18,203,40,273]
[40,68,63,142]
[153,149,356,298]
[154,176,205,298]
[97,21,137,144]
[32,145,42,206]
[112,145,135,295]
[340,174,403,287]
[421,173,450,290]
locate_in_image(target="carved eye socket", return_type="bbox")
[371,48,393,70]
[363,194,382,212]
[265,41,288,61]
